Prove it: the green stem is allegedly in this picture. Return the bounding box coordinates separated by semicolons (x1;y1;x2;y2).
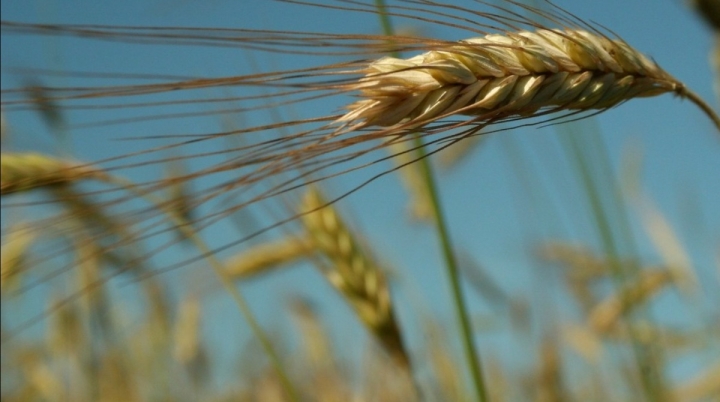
561;132;665;402
373;2;488;401
414;139;489;402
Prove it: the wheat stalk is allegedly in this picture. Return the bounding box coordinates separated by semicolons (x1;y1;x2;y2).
339;28;720;130
299;188;410;370
1;153;108;196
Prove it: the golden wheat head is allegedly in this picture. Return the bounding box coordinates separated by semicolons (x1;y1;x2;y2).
339;29;682;129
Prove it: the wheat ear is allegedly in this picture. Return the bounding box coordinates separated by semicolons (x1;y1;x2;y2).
339;29;720;130
1;153;108;196
1;224;35;291
299;188;410;369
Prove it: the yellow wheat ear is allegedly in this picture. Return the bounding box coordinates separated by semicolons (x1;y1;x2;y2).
1;153;108;196
299;187;411;370
339;28;719;131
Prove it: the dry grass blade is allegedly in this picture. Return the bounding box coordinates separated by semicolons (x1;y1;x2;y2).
224;236;315;280
1;153;108;196
299;188;410;370
1;224;35;291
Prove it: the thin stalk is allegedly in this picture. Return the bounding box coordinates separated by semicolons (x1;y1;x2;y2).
107;175;300;402
373;2;488;401
414;137;489;402
560;131;665;402
677;86;720;132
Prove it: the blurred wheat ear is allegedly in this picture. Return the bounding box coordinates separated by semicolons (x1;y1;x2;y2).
299;187;411;371
1;153;109;196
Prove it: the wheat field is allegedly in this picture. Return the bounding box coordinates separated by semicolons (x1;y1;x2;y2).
1;1;719;401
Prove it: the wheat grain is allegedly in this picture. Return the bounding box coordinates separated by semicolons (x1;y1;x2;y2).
1;153;108;196
339;29;684;129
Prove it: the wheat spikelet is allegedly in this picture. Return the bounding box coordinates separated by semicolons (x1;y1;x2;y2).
339;29;682;129
1;153;108;196
539;242;611;313
588;270;675;333
299;188;409;369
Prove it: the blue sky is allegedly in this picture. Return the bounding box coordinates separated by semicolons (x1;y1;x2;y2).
2;0;719;395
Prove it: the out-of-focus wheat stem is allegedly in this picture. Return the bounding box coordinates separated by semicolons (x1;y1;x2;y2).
373;2;488;401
